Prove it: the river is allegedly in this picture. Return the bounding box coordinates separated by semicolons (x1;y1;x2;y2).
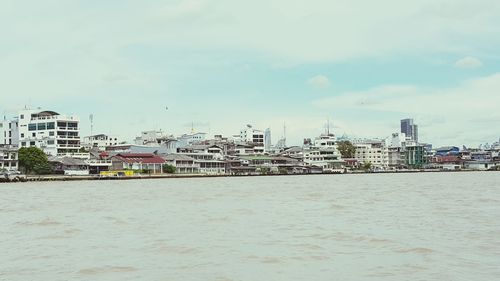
1;172;499;280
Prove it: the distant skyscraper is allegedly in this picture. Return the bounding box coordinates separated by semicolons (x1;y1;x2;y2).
400;118;418;143
264;128;272;152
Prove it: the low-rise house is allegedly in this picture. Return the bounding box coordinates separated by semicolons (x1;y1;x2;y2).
430;155;464;170
110;153;165;174
163;154;199;174
225;159;257;175
48;156;89;175
0;145;18;172
464;161;498;171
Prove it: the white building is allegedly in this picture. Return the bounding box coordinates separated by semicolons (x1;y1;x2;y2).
134;130;178;154
353;139;388;169
386;133;406;168
237;124;267;153
303;133;343;170
82;134;120;151
0;145;18;171
177;132;206;147
4;109;81;156
0;119;19;146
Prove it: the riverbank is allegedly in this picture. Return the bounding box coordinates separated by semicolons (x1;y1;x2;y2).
1;169;497;183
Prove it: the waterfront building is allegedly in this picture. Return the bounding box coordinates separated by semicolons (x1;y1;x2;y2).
303;133;343;171
106;144;172;155
13;109;81;156
238;155;301;174
82;134;120;151
178;153;226;175
177;132;207;147
405;144;425;168
237;124;267;153
463;161;498;171
0;119;19;146
163;154;199;174
174;144;226;175
353;139;388;169
110;153;165;174
400;118;418;143
134;130;178;154
0;145;18;171
430;155;463;170
48;156;89;175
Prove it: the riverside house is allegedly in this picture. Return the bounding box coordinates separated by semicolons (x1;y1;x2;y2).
110;153;165;174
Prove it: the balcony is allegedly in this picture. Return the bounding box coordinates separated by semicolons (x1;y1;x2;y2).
175;163;200;168
57;127;79;131
56;135;80;139
57;144;81;148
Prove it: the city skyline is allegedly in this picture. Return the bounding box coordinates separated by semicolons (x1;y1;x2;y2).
1;1;500;146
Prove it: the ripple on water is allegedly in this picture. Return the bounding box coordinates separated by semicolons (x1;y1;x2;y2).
15;218;62;227
396;247;434;254
78;266;137;275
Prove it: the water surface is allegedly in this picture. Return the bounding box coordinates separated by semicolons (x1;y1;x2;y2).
1;172;499;280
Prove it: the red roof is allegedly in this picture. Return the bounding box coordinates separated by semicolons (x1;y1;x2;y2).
113;153;165;164
433;155;463;163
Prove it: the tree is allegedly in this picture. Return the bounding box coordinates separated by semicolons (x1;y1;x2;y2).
163;164;176;174
362;162;372;171
278;167;288;175
337;140;356;158
18;147;52;175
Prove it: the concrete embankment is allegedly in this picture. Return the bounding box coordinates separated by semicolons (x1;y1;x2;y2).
0;169;493;183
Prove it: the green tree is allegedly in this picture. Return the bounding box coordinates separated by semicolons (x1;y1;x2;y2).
362;162;372;171
162;164;176;174
278;167;288;175
337;141;356;158
18;147;52;175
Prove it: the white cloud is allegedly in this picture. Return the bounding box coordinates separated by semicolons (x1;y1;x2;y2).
307;75;331;89
454;56;483;69
312;73;500;146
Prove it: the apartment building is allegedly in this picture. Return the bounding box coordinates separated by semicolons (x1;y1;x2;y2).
0;145;18;171
15;109;81;156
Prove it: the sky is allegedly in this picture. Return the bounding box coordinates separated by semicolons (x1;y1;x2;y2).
1;0;500;147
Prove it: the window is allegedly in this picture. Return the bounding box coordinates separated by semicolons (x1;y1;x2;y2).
47;122;55;129
30;141;35;146
37;123;46;130
20;114;24;119
21;142;26;147
47;140;55;145
20;133;24;138
49;131;54;136
28;124;37;131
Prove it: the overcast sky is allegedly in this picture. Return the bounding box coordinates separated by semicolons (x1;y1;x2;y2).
1;0;499;146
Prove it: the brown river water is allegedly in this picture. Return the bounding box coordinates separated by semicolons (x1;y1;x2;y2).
1;172;499;280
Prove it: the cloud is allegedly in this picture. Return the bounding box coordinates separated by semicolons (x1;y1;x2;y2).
454;56;483;69
307;75;331;89
312;73;500;146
